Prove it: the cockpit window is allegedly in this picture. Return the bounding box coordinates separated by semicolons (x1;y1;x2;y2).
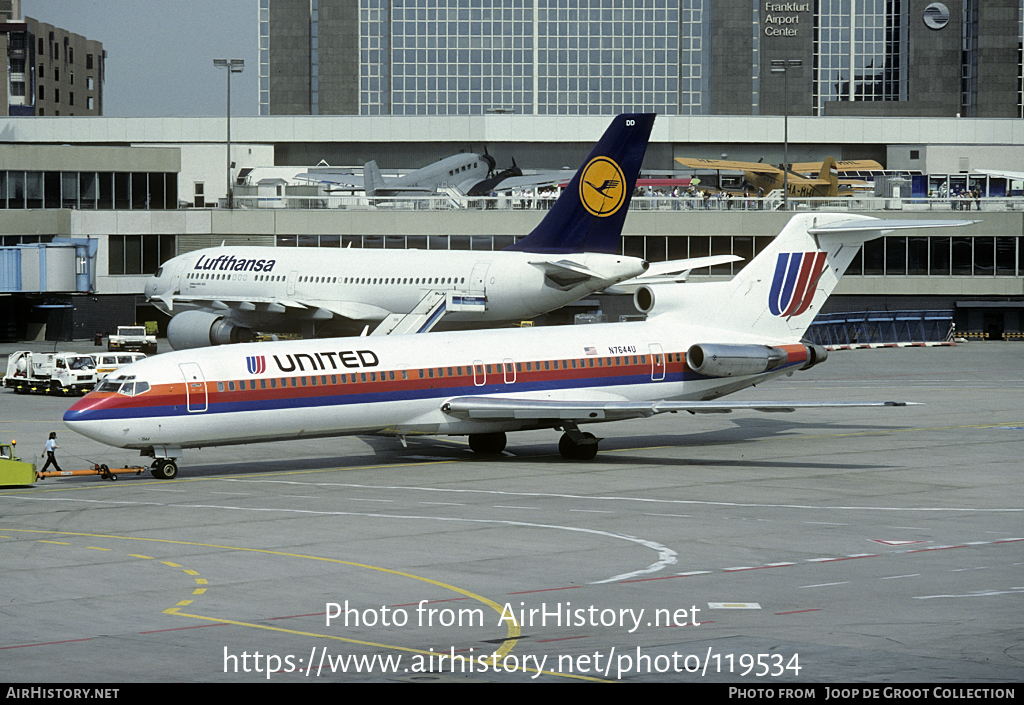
96;375;149;396
154;267;163;278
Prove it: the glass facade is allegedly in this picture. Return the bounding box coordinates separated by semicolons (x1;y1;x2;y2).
0;171;177;210
1019;0;1023;118
361;0;685;115
280;231;1024;279
812;0;906;115
267;0;1019;117
259;0;270;116
108;234;177;276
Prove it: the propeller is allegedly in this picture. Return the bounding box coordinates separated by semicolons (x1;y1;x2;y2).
482;150;497;178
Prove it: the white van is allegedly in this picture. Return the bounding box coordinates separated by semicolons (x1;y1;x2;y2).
91;352;147;380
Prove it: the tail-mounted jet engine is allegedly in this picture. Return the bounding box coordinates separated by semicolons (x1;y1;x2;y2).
685;343;828;378
167;311;253;350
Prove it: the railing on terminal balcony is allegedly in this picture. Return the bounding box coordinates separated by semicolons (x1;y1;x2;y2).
804;310;955;347
224;194;1024;213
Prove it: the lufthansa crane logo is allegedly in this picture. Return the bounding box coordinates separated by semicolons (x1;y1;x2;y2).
579;156;626;218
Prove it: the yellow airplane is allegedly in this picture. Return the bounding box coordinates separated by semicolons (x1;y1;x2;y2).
674;157;880;197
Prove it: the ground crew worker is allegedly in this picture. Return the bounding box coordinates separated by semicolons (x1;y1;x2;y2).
41;431;62;473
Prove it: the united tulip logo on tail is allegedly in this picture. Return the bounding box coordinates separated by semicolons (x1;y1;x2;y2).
769;252;827;317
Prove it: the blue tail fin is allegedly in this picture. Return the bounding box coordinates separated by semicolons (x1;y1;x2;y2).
504;113;656;254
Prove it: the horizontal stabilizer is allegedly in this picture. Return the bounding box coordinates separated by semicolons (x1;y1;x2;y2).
809;219;979;236
529;258;602;287
604;254;744;294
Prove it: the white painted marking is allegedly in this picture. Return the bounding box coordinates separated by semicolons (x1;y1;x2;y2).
880;574;920;580
914;587;1024;600
800;582;849;589
708;602;761;609
7;493;676;584
872;539;928;545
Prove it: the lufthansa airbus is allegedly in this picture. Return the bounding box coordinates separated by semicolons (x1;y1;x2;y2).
147;113;720;350
68;208;975;479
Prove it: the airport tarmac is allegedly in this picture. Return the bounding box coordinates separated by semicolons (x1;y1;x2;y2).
1;342;1021;683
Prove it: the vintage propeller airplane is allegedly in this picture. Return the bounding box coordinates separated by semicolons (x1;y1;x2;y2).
675;156;881;198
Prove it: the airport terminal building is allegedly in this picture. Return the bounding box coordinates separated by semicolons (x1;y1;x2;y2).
260;0;1023;119
0;1;1022;343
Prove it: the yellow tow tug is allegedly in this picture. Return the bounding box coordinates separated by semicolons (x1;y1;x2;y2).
0;440;37;486
0;440;143;486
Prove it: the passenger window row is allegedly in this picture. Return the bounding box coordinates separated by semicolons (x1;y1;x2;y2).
212;353;681;394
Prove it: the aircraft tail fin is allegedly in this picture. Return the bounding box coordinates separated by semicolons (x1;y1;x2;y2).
504;113;655;254
644;214;977;342
363;160;385;198
818;156;839;195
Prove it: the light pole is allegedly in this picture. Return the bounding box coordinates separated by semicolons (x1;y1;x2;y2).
770;59;801;211
214;58;245;209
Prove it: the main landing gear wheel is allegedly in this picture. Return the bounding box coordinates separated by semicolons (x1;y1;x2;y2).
558;432;599;461
150;459;178;480
468;432;507;455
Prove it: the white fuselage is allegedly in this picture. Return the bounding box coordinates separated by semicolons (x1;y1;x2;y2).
64;313;806;452
146;247;648;330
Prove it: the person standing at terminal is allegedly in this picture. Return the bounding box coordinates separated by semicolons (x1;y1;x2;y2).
40;431;62;473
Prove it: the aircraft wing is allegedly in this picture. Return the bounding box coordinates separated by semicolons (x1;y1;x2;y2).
294;170;365;189
675;157;779;173
441;396;916;422
790;159;883;173
489;171;574;192
975;168;1024;181
150;292;309;313
151;293;391;321
603;255;743;293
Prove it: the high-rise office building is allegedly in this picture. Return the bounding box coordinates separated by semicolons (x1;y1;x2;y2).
261;0;1023;118
0;0;105;116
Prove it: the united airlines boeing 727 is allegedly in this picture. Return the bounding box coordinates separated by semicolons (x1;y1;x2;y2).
67;213;975;479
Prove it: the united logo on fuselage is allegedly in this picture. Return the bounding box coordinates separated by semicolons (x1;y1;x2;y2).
579;156;626;218
247;355;266;375
769;252;827;317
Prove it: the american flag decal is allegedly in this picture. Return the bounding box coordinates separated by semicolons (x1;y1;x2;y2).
584;346;597;356
246;355;266;375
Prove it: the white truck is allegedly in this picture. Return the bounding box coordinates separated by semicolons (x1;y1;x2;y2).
107;325;158;355
2;351;98;395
